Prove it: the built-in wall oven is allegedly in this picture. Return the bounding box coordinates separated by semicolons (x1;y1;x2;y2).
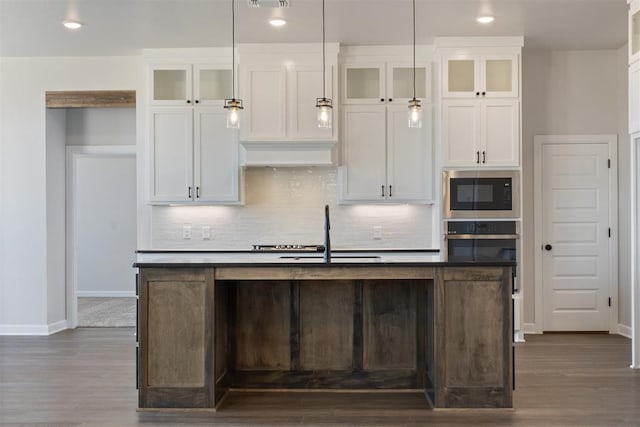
444;220;519;266
443;170;520;219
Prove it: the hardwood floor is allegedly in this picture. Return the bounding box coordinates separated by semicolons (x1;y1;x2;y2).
1;329;639;426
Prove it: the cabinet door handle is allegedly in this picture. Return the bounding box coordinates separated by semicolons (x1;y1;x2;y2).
188;186;192;198
380;98;385;103
186;100;191;104
476;151;480;164
381;185;385;197
195;100;200;104
482;91;486;96
482;151;486;164
476;92;480;96
388;98;393;103
196;187;200;198
389;185;393;197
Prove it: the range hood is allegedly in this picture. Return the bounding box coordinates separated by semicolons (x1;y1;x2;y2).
239;140;336;167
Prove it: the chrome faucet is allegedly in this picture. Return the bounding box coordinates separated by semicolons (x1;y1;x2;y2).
323;204;331;263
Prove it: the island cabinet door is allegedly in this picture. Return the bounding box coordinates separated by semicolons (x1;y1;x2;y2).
137;268;224;409
433;266;513;408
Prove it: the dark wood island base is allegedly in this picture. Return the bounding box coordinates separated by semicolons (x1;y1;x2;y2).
136;265;513;410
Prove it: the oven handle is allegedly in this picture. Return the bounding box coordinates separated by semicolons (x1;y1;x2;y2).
445;234;520;240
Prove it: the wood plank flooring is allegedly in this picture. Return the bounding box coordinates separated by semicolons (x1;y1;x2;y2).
1;329;639;426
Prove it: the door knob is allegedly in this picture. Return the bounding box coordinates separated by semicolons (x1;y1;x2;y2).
544;244;552;251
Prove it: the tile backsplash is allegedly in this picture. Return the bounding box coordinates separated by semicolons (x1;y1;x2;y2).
151;167;434;249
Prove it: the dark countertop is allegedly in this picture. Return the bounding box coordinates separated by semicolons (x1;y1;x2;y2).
134;250;516;268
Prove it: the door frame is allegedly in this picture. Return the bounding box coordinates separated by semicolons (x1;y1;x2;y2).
533;135;618;334
66;145;137;328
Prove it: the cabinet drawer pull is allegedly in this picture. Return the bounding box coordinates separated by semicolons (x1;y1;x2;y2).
381;185;385;197
188;186;192;198
482;151;486;164
389;185;393;197
196;187;200;198
476;151;480;164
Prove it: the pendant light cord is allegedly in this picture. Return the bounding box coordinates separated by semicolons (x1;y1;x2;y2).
412;0;416;100
232;0;236;100
322;0;326;99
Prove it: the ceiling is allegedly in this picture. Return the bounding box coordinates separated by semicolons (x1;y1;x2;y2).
0;0;628;57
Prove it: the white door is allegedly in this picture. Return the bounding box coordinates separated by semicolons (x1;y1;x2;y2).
386;105;431;202
481;100;519;167
339;105;386;201
541;142;611;331
442;100;480;167
194;108;239;203
149;108;193;203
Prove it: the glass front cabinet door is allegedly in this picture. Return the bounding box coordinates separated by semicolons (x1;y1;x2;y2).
442;54;518;98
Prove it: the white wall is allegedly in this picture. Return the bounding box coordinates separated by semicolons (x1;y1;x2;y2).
618;44;632;332
66;108;136;146
522;48;629;329
0;56;145;334
45;109;67;328
152;167;434;250
75;155;137;296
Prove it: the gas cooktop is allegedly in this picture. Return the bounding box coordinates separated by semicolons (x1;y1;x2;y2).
252;244;325;252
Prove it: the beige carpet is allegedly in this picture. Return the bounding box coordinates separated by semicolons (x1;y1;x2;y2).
77;297;136;327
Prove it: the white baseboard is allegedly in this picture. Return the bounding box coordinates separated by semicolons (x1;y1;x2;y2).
618;323;632;339
0;320;68;336
523;322;541;335
47;320;68;335
77;291;136;298
514;330;526;343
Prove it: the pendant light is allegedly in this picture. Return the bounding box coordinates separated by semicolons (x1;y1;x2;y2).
224;0;243;129
316;0;332;129
408;0;422;128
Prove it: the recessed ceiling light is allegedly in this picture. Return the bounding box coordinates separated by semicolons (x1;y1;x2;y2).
269;19;287;27
63;21;83;30
477;16;495;24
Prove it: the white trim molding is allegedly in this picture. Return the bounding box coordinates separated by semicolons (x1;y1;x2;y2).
0;320;68;336
523;323;541;335
619;324;632;339
66;145;137;329
77;291;137;298
533;135;619;334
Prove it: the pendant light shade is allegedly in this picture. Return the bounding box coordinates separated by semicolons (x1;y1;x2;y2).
408;98;422;128
316;0;332;129
408;0;422;128
224;0;244;129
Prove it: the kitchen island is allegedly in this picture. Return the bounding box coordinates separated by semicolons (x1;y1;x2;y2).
134;251;514;410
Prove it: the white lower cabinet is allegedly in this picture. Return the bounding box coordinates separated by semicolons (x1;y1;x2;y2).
442;99;519;167
149;107;240;204
339;105;432;203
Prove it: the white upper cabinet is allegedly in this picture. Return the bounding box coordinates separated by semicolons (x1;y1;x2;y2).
436;38;523;168
442;100;519;168
342;59;431;105
442;54;518;98
149;108;194;203
150;63;232;106
240;63;288;140
238;44;338;143
144;49;242;205
339;104;433;203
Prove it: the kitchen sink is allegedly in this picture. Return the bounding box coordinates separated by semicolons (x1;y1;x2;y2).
279;255;381;262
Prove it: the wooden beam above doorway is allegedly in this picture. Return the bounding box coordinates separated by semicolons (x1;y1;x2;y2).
45;90;136;108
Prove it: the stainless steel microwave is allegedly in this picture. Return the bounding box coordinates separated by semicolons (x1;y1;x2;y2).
443;170;520;219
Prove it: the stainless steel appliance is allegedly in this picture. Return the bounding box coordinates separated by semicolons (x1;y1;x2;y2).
443;170;520;219
444;220;519;264
252;244;324;252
